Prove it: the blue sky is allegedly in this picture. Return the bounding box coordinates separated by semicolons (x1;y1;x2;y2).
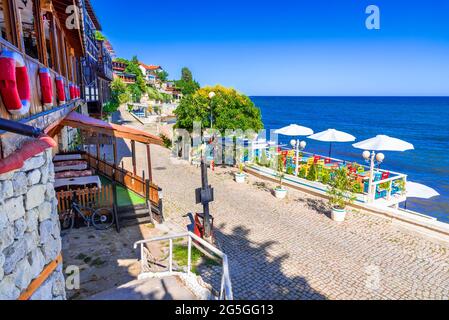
92;0;449;96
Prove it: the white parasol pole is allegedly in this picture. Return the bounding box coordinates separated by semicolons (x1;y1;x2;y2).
368;151;376;203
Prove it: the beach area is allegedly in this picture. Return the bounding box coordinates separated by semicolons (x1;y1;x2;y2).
112;107;449;300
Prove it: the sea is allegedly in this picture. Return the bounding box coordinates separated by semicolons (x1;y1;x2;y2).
250;96;449;223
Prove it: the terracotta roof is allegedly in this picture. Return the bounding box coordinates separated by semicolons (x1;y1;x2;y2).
139;63;162;71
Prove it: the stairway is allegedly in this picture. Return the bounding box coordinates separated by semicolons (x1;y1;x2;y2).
88;276;198;300
118;204;153;227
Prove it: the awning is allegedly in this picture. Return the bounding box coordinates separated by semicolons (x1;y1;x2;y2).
60;111;164;146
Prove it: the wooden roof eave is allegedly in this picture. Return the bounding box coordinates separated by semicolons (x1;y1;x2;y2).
52;0;85;57
60;113;164;146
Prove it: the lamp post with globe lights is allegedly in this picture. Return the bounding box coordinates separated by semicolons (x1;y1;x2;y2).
291;139;307;176
208;92;216;129
363;150;385;202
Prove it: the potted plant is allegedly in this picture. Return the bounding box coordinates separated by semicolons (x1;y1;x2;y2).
274;156;287;199
235;163;247;183
326;167;356;222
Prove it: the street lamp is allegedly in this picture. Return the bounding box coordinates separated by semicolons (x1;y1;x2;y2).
291;139;307;176
363;150;385;202
208;92;216;129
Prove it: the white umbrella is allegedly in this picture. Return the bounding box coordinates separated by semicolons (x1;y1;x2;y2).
352;135;414;152
308;129;356;158
274;124;314;136
274;124;314;177
353;135;414;203
406;181;439;199
404;181;439;210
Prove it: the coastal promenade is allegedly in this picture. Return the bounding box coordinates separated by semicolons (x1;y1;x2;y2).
114;109;449;300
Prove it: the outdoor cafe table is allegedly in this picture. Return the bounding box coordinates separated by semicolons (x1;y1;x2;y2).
53;154;83;162
54;176;102;189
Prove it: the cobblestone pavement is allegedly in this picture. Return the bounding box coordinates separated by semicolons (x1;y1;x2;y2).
115;110;449;300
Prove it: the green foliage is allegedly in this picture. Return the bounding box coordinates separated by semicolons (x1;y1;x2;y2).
276;155;285;189
298;166;307;179
113;57;129;64
125;56;146;96
286;166;294;175
95;31;107;41
326;168;356;210
321;169;331;185
174;85;264;133
147;86;163;101
307;164;318;181
352;182;363;194
159;134;172;149
156;70;169;82
176;67;200;95
181;67;193;82
105;78;131;116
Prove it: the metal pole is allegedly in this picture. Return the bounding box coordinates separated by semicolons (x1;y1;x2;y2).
368;151;376;203
131;140;137;176
201;157;212;238
295;139;300;176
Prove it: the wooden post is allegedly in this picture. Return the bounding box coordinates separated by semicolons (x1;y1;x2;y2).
113;137;118;181
112;179;120;233
145;179;154;225
146;144;153;183
131;140;137;176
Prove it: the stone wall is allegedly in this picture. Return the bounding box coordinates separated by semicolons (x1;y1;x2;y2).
0;147;65;300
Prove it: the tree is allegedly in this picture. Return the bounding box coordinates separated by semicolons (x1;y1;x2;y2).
181;67;193;82
174;85;264;133
125;56;146;94
108;77;131;113
176;67;200;95
156;70;169;82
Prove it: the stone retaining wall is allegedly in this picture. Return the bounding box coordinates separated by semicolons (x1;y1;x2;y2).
0;147;65;300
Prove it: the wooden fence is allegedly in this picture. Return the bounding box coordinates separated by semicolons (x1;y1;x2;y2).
56;185;114;214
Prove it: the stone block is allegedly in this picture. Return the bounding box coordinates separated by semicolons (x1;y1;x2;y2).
29;249;46;279
0;171;15;181
21;154;45;172
0;180;13;201
24;231;40;253
39;220;55;245
30;277;53;300
27;169;42;186
4;196;25;223
25;185;46;210
25;208;39;233
0;274;20;300
41;237;61;265
51;271;66;298
12;172;28;196
13;258;32;291
14;218;27;239
38;201;52;222
0;226;14;252
45;183;56;201
3;240;27;274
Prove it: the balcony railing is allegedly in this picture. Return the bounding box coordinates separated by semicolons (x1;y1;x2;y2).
134;232;233;300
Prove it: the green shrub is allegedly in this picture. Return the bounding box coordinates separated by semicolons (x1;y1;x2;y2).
306;164;318;181
160;134;172;149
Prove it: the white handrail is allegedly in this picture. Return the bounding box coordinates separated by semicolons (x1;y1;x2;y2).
134;232;233;300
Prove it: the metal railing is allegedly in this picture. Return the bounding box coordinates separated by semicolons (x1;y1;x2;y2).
133;232;233;300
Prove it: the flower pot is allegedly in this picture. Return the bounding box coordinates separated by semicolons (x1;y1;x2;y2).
331;207;347;222
235;173;246;184
274;187;287;199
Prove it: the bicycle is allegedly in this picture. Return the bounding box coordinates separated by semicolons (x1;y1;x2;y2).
61;193;114;231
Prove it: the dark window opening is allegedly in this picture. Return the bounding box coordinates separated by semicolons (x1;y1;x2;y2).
18;0;39;59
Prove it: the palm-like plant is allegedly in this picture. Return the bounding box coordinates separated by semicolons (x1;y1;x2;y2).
326;167;356;210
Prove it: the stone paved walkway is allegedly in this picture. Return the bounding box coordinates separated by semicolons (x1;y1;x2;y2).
114;108;449;300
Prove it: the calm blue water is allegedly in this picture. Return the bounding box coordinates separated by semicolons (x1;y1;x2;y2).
251;97;449;222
